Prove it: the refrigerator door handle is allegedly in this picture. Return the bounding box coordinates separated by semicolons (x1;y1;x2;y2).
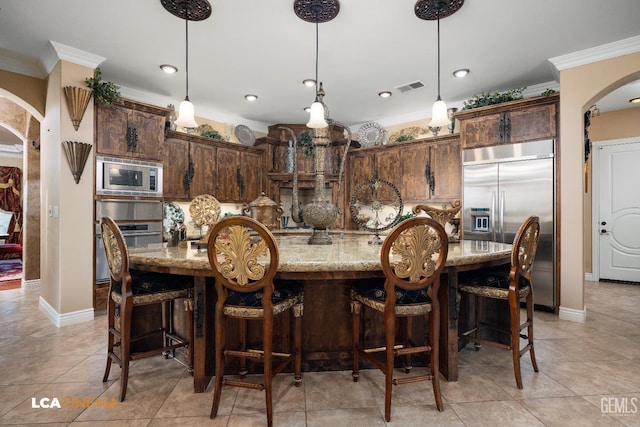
499;190;506;243
491;191;497;241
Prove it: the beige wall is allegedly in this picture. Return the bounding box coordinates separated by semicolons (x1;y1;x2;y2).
583;107;640;272
559;51;640;316
0;70;46;118
0;156;22;168
40;60;95;316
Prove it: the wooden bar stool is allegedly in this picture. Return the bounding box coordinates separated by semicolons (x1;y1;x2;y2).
100;216;194;401
351;217;448;421
458;215;540;389
207;216;303;427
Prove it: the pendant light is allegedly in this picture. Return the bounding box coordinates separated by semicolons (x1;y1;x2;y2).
415;0;464;128
306;13;328;128
294;0;340;129
161;0;212;129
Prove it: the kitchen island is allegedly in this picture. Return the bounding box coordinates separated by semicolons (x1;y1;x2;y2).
128;233;512;392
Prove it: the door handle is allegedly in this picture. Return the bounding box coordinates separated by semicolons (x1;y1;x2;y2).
600;229;609;235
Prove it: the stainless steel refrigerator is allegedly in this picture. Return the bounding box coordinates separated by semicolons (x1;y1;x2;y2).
462;139;556;311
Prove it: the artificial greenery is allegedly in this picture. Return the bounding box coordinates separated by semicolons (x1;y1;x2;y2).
541;88;557;97
462;87;526;110
85;67;122;107
201;129;223;140
395;135;415;143
397;211;416;222
297;131;313;157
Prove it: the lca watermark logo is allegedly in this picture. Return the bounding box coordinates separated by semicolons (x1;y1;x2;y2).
31;397;119;409
601;397;638;416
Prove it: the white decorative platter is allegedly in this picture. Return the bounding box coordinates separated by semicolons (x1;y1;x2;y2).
357;122;383;147
235;124;256;146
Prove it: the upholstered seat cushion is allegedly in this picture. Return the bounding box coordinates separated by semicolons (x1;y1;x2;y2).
351;280;433;316
458;266;531;299
352;280;431;305
111;270;192;305
226;280;303;307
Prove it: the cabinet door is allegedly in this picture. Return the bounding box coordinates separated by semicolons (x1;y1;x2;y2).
130;109;165;160
96;104;165;160
401;144;430;201
162;139;190;200
95;103;128;156
375;149;401;189
459;113;502;149
241;151;263;202
190;143;217;197
507;103;557;144
348;152;375;189
216;147;241;201
430;140;461;200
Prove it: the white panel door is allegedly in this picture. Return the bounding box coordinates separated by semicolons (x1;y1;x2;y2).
598;142;640;282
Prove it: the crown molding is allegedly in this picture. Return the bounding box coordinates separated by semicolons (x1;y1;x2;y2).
39;41;105;75
548;35;640;80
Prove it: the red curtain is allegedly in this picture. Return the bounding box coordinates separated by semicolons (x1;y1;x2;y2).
0;167;22;243
0;167;21;213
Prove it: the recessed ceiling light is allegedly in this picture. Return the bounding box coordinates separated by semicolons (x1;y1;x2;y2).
244;94;258;101
378;91;392;98
630;97;640;104
303;79;316;87
453;68;469;78
160;64;178;74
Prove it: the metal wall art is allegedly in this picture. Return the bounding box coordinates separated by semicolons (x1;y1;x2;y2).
63;86;92;131
61;141;93;184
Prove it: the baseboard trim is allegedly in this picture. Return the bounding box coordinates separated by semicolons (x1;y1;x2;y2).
22;278;40;288
39;297;94;328
559;305;587;323
584;272;594;282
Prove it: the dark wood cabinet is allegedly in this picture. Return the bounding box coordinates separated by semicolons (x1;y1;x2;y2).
429;137;461;200
95;100;168;161
216;148;263;202
163;131;264;203
457;94;559;149
162;138;191;199
348;134;461;208
190;143;217;198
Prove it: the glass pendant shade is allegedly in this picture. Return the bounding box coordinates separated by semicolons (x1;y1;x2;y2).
306;100;328;128
175;98;198;129
429;97;450;128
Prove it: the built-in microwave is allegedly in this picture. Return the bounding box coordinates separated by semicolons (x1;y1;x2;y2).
96;155;163;197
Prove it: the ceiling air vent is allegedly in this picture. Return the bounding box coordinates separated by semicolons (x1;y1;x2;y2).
395;81;425;93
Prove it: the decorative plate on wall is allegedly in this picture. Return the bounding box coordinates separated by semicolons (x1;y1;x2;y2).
234;124;256;146
357;122;383;147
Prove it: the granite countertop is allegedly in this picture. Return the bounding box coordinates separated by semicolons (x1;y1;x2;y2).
128;233;512;274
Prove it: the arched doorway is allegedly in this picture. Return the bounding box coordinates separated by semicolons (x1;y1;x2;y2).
557;51;640;321
0;95;41;282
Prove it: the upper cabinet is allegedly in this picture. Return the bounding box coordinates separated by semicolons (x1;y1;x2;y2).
162;130;264;203
456;94;559;149
95;100;169;161
347;134;461;206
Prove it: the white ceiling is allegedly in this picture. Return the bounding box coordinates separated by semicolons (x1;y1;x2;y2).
0;0;639;146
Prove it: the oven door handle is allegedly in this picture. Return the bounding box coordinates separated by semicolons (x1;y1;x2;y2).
97;199;162;204
120;232;163;238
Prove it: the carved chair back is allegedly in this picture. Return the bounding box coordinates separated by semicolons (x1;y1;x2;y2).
207;216;279;302
100;216;131;287
511;215;540;287
381;216;448;302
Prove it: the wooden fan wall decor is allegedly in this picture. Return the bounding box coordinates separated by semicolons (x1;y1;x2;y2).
63;86;92;131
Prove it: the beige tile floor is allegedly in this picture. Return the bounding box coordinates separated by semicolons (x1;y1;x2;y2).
1;281;639;426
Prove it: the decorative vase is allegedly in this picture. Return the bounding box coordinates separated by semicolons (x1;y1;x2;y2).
447;107;458;134
285;140;295;173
